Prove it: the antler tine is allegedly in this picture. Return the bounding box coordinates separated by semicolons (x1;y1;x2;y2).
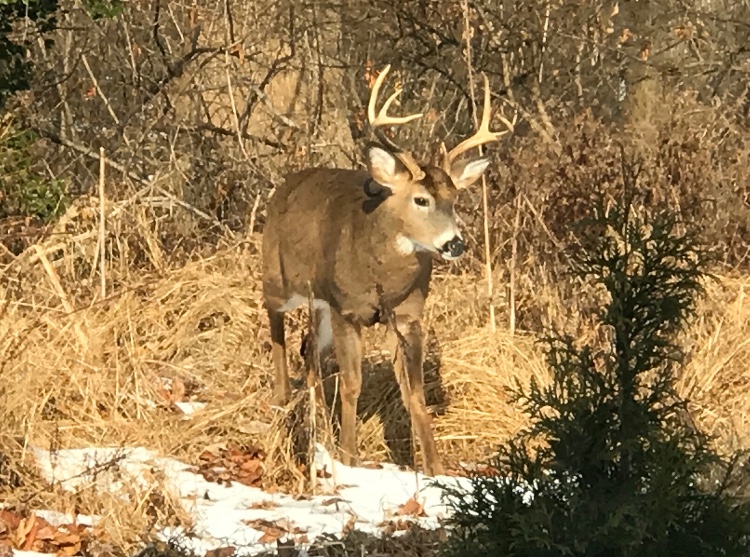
367;64;424;128
444;73;513;169
366;64;425;180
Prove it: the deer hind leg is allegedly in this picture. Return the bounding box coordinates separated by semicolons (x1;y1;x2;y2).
301;304;334;404
388;318;444;476
268;307;292;406
330;310;363;466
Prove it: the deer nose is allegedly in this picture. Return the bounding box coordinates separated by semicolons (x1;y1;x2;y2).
440;235;465;260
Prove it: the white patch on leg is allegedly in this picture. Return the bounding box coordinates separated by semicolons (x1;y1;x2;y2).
279;294;306;312
395;234;415;255
316;301;333;351
280;294;333;351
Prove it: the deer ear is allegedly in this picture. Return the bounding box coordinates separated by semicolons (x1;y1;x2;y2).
366;144;411;191
449;157;491;190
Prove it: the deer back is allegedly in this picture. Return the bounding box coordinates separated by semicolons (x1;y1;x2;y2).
262;158;457;323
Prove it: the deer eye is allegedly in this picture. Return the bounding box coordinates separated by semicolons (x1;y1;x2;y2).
414;196;430;208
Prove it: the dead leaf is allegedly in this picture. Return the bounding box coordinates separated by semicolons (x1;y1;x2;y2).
258;529;284;544
52;531;83;545
0;510;21;531
341;514;357;535
188;6;199;27
396;496;426;517
320;497;347;507
204;546;236;557
196;444;265;488
380;519;414;534
239;457;259;470
58;541;82;556
315;466;333;479
16;515;36;550
228;43;245;64
244;518;277;530
640;41;652;61
0;509;97;556
247;500;277;510
35;525;57;541
360;461;383;469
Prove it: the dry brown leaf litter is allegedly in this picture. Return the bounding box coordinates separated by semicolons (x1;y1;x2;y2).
0;510;98;556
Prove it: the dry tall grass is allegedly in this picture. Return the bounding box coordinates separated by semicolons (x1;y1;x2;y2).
1;180;749;551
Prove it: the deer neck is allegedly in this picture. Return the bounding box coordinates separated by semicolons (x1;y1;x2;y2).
357;190;429;296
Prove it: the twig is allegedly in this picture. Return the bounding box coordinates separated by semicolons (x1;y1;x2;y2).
309;386;318;494
531;80;558;149
237;7;297;135
537;3;552;85
121;20;140;87
249;84;301;130
223;1;251;162
98;148;107;299
32;246;89;353
187;123;285;150
574;35;585;104
498;51;557;150
523;195;565;250
461;0;496;333
114;41;233;137
81;55;126;143
306;281;319;494
509;192;521;336
247;191;262;236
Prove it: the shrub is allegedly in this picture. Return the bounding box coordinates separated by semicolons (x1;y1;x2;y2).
438;151;750;557
0;125;68;222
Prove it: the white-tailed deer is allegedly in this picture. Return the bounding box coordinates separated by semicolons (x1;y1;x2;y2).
261;65;513;476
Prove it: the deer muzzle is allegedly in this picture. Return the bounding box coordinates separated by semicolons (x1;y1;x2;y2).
439;235;465;260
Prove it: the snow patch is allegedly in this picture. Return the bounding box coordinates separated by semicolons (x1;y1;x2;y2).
24;443;474;556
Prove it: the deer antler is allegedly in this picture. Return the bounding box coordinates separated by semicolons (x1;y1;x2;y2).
442;73;515;173
367;64;426;181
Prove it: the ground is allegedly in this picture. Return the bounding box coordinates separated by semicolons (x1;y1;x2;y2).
5;443;470;557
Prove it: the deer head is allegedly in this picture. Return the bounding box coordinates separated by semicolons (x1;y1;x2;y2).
364;64;513;260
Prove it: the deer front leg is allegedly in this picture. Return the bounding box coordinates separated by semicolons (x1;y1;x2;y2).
330;310;363;466
267;307;292;406
388;318;444;476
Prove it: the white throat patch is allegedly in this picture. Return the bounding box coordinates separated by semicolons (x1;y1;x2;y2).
394;234;415;255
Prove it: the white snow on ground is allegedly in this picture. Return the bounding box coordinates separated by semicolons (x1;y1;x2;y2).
12;443;474;557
